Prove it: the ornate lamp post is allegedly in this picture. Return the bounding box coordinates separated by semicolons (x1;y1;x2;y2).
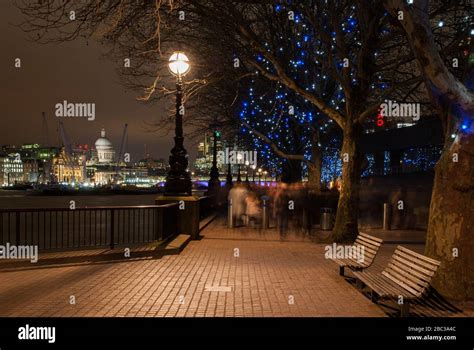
226;163;233;187
208;124;220;193
236;153;243;183
164;51;192;196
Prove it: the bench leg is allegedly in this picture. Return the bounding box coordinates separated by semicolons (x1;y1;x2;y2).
400;302;410;317
356;279;364;290
339;265;345;276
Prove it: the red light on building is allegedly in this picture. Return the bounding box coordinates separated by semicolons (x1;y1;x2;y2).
376;108;384;127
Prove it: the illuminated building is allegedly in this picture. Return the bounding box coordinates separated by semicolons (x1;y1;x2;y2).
0;153;24;186
95;128;116;164
52;148;85;183
194;132;226;176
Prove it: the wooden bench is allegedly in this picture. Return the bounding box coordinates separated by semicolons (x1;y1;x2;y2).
353;245;441;317
331;232;383;276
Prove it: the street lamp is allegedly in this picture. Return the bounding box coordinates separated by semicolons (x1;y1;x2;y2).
263;170;268;185
251;164;256;182
207;123;220;194
168;51;190;76
164;51;192;196
257;168;262;184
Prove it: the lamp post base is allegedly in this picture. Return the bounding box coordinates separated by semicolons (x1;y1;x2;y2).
207;178;220;191
164;174;192;196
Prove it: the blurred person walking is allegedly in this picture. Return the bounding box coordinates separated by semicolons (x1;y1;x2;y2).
228;183;248;227
274;183;289;240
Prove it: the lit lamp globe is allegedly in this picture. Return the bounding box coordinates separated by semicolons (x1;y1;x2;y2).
168;51;190;77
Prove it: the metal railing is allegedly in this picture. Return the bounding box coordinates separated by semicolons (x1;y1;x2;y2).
0;203;179;251
198;195;215;220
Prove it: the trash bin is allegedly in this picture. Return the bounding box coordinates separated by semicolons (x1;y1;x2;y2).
320;207;333;230
228;198;234;228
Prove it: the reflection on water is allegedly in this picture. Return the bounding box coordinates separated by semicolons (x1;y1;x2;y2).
0;191;158;209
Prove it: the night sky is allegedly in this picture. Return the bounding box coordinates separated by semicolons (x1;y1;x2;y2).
0;1;199;162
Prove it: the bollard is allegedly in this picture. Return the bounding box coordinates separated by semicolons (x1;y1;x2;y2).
383;203;391;230
261;195;270;229
228;198;234;228
320;207;333;230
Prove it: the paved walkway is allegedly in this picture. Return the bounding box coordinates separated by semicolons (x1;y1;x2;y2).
0;218;470;317
0;218;386;317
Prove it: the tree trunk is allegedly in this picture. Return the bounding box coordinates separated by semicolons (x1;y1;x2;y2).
281;159;302;183
331;126;362;243
307;130;322;193
307;160;321;192
425;132;474;300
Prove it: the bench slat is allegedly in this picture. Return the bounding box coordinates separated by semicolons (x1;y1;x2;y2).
354;244;378;259
392;252;436;276
330;233;383;272
384;266;429;294
397;245;441;266
357;234;382;248
354;240;379;254
359;232;383;244
354;271;416;298
395;249;439;271
389;256;435;282
355;238;381;252
387;261;433;284
354;241;377;255
382;271;423;297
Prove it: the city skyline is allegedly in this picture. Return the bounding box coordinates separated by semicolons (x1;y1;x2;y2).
0;0;472;342
0;1;201;163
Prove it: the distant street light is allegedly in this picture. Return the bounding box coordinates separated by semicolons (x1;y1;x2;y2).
236;153;243;182
164;51;192;195
245;160;250;183
251;164;256;182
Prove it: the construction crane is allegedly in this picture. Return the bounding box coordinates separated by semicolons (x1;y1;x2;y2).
58;121;79;183
58;121;73;157
115;123;129;182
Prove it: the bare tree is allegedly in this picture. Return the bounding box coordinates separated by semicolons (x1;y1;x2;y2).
385;0;474;300
16;0;467;245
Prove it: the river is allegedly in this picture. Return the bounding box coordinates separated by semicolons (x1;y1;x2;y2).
0;190;159;209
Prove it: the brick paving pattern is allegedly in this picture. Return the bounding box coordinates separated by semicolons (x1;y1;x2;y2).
0;217;470;317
